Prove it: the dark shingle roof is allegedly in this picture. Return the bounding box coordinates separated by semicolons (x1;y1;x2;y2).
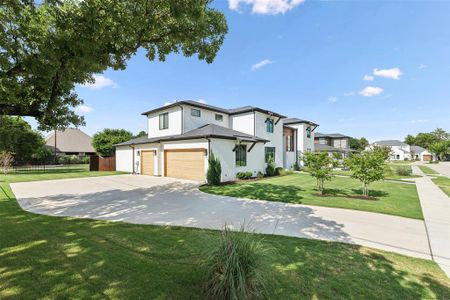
373;140;407;147
114;124;268;147
315;132;351;139
282;118;319;127
141;100;286;118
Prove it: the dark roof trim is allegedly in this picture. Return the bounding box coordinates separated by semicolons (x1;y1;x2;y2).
283;119;319;127
141;100;286;118
141;101;229;116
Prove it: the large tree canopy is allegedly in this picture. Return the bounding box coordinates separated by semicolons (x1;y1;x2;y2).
0;0;227;130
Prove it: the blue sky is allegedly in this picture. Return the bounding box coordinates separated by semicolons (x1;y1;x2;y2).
31;0;450;142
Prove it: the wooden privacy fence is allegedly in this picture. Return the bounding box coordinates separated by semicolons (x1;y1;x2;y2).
90;156;116;171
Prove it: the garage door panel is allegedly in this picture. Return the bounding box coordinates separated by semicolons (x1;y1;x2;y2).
141;151;154;175
165;149;205;181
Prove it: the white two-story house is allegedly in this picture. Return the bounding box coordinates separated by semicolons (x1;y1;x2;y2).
366;140;435;161
115;100;318;182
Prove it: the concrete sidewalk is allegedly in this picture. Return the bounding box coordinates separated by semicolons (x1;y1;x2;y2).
412;165;450;277
10;175;431;261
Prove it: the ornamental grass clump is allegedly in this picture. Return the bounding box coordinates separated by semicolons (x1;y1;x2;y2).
204;226;270;300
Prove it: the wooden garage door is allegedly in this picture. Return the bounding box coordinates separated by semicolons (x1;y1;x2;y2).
165;149;205;181
141;151;155;175
423;155;432;162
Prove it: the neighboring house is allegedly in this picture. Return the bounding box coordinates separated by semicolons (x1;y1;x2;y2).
115;100;318;182
366;140;435;161
45;128;96;156
314;132;354;157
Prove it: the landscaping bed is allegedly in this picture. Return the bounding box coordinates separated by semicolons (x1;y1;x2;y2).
201;173;423;219
0;174;449;299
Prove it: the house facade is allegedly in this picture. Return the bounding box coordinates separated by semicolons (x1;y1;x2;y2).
115;100;318;182
314;133;354;157
366;140;434;161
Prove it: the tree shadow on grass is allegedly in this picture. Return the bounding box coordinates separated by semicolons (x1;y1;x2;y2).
267;238;450;299
351;188;389;198
219;183;304;204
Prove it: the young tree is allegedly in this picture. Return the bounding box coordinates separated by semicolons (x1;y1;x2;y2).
134;131;147;138
349;137;369;151
206;151;222;185
429;141;450;161
0;151;14;175
345;151;385;197
1;1;227;130
92;129;133;157
404;134;417;159
303;152;334;195
372;145;392;161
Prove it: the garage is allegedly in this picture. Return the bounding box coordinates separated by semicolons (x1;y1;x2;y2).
423;154;432;162
164;149;205;181
141;150;155;175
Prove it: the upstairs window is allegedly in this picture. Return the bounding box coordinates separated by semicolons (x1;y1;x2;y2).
191;108;201;117
306;127;311;138
159;113;169;130
235;145;247;167
265;147;275;163
266;119;274;133
215;114;223;121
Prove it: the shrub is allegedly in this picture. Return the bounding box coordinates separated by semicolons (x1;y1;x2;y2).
204;226;270;300
82;156;90;164
69;155;81;164
256;171;264;179
236;171;253;180
275;167;284;175
207;152;222;185
292;162;300;171
265;156;277;177
278;168;294;176
394;166;412;176
57;154;71;164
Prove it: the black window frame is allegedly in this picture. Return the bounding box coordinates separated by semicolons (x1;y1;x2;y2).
266;119;274;133
265;147;276;163
306;127;311;138
159;113;169;130
215;114;223;121
191;108;201;117
235;145;247;167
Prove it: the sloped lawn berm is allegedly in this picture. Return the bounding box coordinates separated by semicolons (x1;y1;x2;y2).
200;173;423;220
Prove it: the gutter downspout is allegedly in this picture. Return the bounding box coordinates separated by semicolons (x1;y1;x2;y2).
295;128;299;166
130;145;135;174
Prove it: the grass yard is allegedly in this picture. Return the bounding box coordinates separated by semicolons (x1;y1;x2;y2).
331;164;420;181
431;176;450;197
0;174;449;299
201;173;423;219
419;165;440;175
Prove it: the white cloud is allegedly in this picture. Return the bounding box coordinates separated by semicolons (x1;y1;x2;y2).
373;67;402;80
359;86;384;97
328;96;337;103
411;119;428;124
251;59;274;71
363;75;374;81
81;75;118;90
418;64;427;69
195;99;207;104
229;0;304;15
344;91;355;96
75;104;93;113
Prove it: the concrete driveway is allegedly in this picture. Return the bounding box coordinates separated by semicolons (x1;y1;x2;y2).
11;174;431;261
426;161;450;177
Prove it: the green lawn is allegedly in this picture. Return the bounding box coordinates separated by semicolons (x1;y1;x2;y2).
201;173;423;219
432;176;450;197
0;174;449;299
419;165;439;175
1;169;125;183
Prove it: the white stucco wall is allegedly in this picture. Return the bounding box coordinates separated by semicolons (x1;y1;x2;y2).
210;138;265;182
253;112;284;167
183;105;229;132
116;146;134;173
147;106;182;138
284;123;316;154
230;112;255;136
